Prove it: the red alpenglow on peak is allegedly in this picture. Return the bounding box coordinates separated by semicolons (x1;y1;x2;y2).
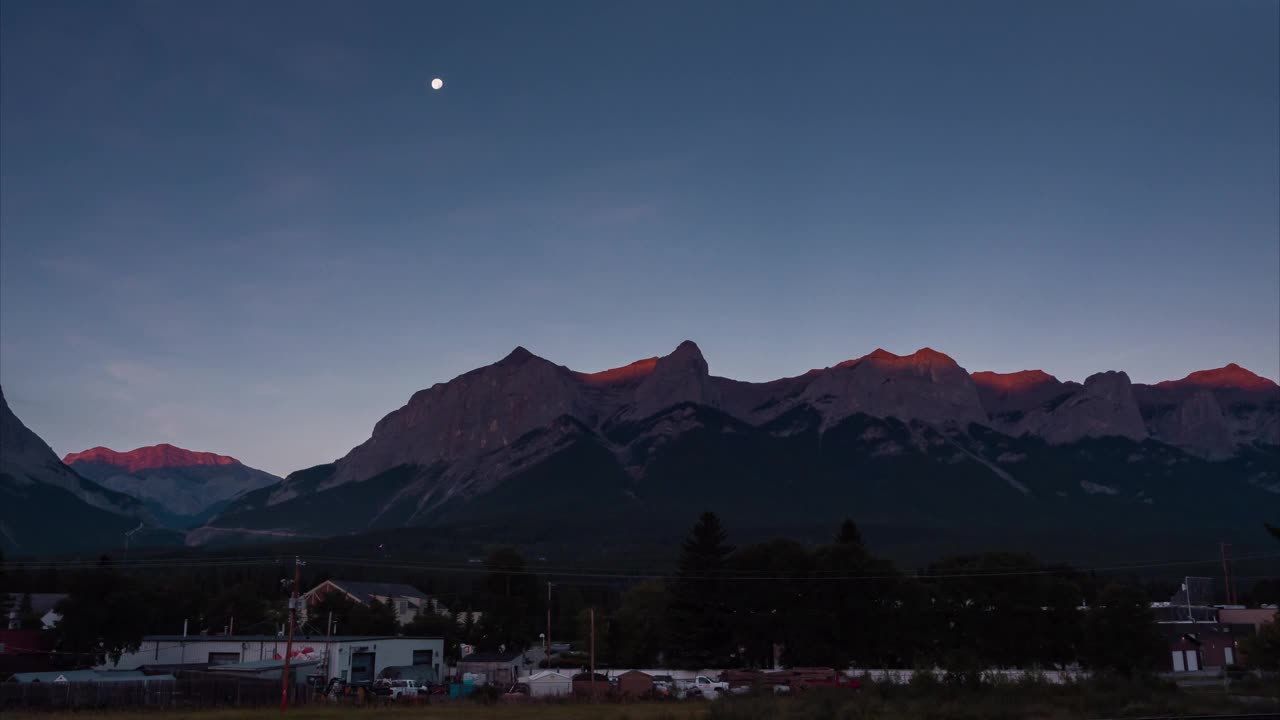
971;369;1060;393
1156;364;1278;392
831;347;961;371
63;443;239;472
575;357;660;386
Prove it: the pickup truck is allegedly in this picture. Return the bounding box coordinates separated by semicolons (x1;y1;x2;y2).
375;679;425;699
678;675;730;699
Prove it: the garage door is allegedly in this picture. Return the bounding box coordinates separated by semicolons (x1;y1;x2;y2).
350;652;376;684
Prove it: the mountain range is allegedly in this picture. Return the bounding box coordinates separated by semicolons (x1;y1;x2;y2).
187;342;1279;556
2;343;1276;558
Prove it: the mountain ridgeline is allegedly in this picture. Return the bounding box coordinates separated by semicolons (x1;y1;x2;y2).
0;387;177;554
193;342;1280;556
64;444;280;528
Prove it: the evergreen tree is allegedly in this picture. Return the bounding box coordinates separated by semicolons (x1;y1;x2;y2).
18;591;42;630
835;518;865;551
1081;583;1165;678
477;547;538;652
1241;616;1280;671
666;511;735;668
612;582;668;667
54;556;150;666
348;599;398;635
0;549;11;626
204;582;270;635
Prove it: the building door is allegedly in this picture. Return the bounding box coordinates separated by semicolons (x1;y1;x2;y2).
350;652;376;685
1171;651;1185;672
1224;647;1235;665
1185;651;1199;672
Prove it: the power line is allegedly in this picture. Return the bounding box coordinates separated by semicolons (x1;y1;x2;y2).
5;551;1277;583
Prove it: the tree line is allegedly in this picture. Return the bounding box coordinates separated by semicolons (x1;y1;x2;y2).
2;514;1278;673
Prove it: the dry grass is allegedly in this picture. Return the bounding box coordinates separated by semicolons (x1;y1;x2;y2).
2;703;710;720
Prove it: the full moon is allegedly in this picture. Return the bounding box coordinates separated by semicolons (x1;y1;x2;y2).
431;78;444;90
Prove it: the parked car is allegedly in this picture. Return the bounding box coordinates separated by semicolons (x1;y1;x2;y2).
651;675;676;697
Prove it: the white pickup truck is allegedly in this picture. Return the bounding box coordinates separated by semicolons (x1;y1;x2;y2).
677;675;729;699
376;679;424;699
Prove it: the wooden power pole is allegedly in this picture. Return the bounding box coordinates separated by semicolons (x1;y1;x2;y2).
280;557;304;711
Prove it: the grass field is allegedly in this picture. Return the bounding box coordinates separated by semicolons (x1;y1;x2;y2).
4;681;1278;720
1;705;708;720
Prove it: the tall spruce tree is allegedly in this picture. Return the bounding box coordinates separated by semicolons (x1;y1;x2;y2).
835;518;865;550
0;549;11;627
666;511;736;668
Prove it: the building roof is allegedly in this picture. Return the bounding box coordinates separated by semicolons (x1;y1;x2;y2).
527;670;572;680
315;581;429;605
141;635;441;642
9;670;174;683
460;651;524;663
7;593;68;615
210;659;320;672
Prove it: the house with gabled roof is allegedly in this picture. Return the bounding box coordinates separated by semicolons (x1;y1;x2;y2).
302;580;440;626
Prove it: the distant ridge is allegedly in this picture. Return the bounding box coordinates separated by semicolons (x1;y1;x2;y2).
64;444;239;473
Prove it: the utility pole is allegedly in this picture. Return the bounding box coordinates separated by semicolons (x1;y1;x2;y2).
545;582;553;660
280;557;304;712
322;610;333;682
1183;576;1193;625
1220;542;1236;605
589;607;596;701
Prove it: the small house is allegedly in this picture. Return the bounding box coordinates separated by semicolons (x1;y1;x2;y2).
616;669;654;697
525;670;572;697
571;671;610;698
302;581;440;626
456;651;527;686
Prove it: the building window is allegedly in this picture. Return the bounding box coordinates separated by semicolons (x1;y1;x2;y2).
413;650;433;666
208;652;241;666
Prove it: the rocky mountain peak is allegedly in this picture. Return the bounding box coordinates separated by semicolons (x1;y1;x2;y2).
971;369;1059;394
498;346;536;365
629;341;719;419
575;357;660;386
861;348;900;362
1083;370;1135;393
64;444;240;473
1156;364;1278;392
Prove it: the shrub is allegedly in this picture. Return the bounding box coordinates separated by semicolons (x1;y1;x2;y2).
468;684;503;705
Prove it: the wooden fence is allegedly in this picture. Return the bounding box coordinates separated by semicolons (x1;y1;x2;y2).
0;672;311;711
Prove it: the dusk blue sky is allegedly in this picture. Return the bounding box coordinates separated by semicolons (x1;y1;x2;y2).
2;0;1277;476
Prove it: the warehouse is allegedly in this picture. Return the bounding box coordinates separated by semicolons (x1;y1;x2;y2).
98;635;444;685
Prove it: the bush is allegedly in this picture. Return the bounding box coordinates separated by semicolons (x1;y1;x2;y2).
468;684;503;705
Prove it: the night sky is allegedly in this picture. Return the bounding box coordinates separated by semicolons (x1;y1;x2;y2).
2;0;1277;476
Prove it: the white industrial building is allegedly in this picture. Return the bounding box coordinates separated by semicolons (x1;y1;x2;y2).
98;635;444;685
